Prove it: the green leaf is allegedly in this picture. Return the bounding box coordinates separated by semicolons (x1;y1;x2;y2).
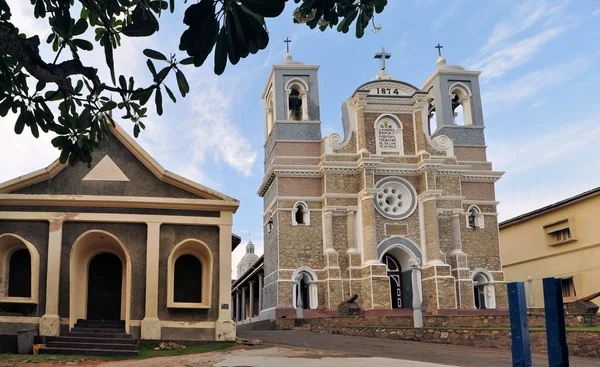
36;80;46;92
59;145;71;164
134;123;140;138
30;115;39;138
103;33;115;85
175;70;190;97
165;85;176;103
179;57;194;65
238;0;285;18
14;109;26;134
100;100;117;112
143;49;167;61
147;59;157;76
72;18;88;36
73;39;93;51
119;75;127;90
214;27;228;75
122;19;158;37
156;66;171;82
155;87;163;116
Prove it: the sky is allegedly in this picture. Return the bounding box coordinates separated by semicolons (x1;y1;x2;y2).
2;0;600;278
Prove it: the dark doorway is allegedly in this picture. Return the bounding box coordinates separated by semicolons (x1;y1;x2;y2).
8;249;31;297
383;253;403;308
87;253;122;321
174;255;202;303
299;276;310;309
474;286;486;309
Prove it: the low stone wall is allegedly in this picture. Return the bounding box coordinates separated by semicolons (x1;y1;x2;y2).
328;326;600;359
276;313;600;332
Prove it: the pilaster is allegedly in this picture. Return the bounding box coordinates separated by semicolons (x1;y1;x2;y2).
40;220;63;336
141;222;161;340
360;190;379;265
216;214;235;341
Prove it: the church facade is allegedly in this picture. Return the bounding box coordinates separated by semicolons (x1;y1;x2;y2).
257;51;508;320
0;125;239;341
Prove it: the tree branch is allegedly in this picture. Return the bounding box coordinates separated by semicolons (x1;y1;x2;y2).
0;29;98;91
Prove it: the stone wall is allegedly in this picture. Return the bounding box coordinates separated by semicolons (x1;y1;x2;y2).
327;326;600;359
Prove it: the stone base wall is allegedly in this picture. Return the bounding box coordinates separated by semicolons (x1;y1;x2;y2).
282;313;600;331
328;326;600;359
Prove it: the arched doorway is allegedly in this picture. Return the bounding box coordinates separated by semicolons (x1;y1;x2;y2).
292;267;318;310
383;253;403;308
473;270;496;309
87;253;122;321
377;237;423;310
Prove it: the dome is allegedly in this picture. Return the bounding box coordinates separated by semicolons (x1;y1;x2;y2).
283;52;303;65
237;240;259;278
436;56;465;71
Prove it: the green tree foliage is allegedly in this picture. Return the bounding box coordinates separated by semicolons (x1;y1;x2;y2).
0;0;387;166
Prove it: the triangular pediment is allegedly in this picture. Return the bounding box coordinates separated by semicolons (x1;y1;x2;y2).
0;125;235;202
82;155;129;182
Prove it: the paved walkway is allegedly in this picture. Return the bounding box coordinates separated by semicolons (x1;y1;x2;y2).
239;330;600;367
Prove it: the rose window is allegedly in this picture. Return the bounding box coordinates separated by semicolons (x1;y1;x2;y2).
374;178;416;220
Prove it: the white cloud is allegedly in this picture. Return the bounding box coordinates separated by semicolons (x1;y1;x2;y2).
469;0;573;80
593;8;600;16
472;26;567;80
482;58;589;108
488;116;600;175
430;1;462;31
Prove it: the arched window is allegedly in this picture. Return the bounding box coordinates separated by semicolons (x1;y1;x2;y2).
466;205;485;229
174;255;202;303
285;79;309;121
473;271;496;309
8;249;31;298
289;88;302;121
292;202;310;226
0;234;40;303
167;239;213;309
449;83;473;126
428;98;437;134
266;93;274;137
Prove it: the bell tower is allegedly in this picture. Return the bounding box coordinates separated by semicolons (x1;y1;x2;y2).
421;52;486;147
261;51;322;169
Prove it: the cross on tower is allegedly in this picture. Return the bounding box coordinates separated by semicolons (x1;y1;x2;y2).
284;37;292;53
435;43;443;57
374;47;391;71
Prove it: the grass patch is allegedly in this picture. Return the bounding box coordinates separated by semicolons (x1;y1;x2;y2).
0;343;235;364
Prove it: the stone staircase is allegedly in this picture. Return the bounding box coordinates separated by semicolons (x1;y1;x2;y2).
39;320;138;356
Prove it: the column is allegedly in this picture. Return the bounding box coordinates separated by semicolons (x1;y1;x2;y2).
410;258;423;328
360;191;379;264
40;220;63;336
241;286;247;320
450;213;463;254
346;209;356;251
421;196;443;265
216;217;236;341
141;222;162;340
235;291;241;322
323;209;334;252
258;274;264;314
231;293;236;321
249;281;255;319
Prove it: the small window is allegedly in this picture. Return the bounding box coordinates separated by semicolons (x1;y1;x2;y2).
466;206;485;229
292;202;310;226
174;255;202;303
561;277;576;298
449;83;473;126
544;219;575;246
554;228;571;243
8;249;31;298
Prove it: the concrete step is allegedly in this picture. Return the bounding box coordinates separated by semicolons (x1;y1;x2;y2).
69;328;126;334
39;347;137;357
46;342;136;351
45;336;135;344
62;331;130;338
75;323;125;329
77;319;125;325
